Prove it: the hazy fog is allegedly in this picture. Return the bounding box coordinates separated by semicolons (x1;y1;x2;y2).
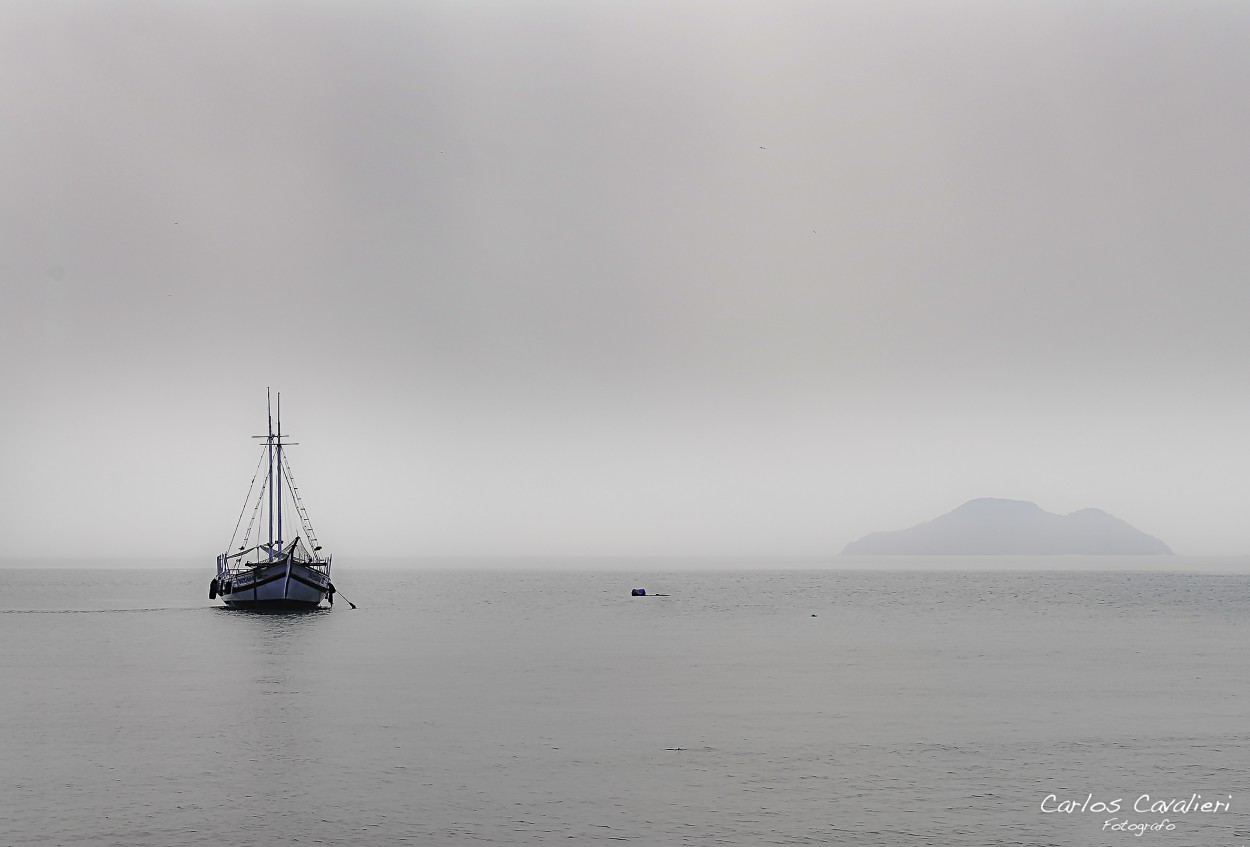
2;1;1248;558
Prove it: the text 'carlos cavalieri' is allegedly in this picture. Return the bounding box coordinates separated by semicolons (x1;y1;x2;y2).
1040;793;1233;836
1041;794;1232;815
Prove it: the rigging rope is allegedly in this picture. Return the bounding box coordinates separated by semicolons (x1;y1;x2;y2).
240;470;270;555
227;447;270;553
279;451;321;555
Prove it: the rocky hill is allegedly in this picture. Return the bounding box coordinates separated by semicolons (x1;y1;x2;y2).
843;498;1173;555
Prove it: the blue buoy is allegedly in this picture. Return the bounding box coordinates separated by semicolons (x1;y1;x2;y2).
631;588;646;596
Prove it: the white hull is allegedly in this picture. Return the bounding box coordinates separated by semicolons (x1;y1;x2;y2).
219;560;330;609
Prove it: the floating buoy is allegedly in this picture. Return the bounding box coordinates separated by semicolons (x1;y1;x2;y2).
209;578;218;600
631;588;646;596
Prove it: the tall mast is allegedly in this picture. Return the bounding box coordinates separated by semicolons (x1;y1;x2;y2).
276;392;283;554
267;388;274;562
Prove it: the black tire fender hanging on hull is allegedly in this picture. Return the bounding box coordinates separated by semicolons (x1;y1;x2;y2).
209;578;219;600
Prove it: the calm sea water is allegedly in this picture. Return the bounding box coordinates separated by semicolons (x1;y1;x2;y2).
1;564;1248;847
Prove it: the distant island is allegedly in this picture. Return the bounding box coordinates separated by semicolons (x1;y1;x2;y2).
843;498;1173;555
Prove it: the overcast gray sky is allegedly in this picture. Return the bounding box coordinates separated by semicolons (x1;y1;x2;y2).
2;0;1248;559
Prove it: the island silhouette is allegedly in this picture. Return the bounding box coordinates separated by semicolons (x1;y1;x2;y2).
843;498;1173;555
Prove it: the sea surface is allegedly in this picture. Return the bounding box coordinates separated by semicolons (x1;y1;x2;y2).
1;563;1248;847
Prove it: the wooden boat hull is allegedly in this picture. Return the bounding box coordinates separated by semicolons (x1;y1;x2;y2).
219;560;330;610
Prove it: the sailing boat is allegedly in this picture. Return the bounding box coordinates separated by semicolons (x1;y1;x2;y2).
210;390;335;610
